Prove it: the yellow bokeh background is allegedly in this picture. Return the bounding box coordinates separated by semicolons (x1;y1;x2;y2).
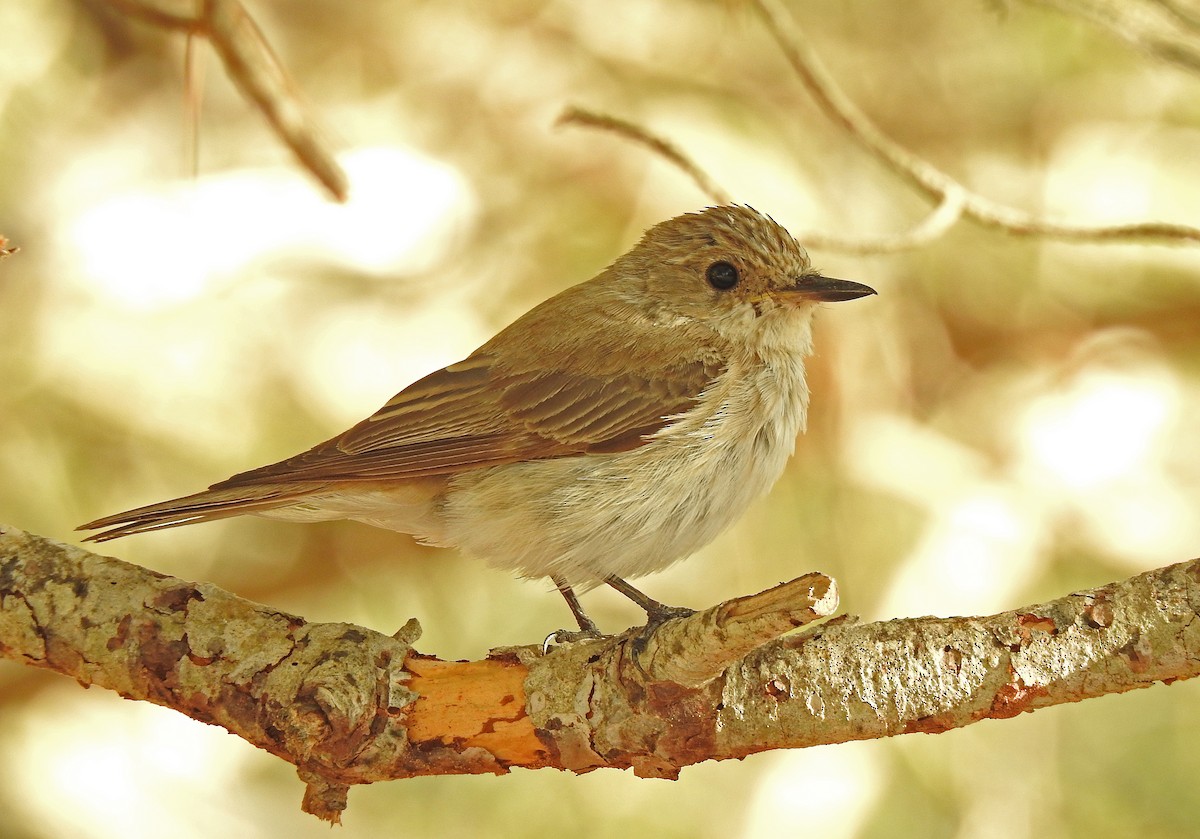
3;1;1200;837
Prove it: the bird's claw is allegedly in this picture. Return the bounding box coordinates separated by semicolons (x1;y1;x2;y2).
542;627;605;653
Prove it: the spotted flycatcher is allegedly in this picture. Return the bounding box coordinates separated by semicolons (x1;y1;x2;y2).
81;205;875;632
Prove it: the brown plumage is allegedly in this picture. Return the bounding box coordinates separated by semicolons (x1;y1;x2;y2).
79;205;874;631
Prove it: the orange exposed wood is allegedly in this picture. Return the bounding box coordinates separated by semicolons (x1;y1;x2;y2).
404;655;549;766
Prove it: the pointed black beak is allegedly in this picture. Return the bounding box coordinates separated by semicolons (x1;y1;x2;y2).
789;274;877;302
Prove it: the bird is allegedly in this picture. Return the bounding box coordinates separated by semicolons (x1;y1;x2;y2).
79;205;875;634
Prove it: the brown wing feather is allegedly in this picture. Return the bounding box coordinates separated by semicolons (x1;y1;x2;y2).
211;352;722;488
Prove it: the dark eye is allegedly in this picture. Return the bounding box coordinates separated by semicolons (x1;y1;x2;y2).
706;261;739;290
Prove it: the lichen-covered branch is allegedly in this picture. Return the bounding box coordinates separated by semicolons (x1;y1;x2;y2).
2;524;1198;824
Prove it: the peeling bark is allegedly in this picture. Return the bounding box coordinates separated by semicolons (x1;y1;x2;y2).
2;524;1198;823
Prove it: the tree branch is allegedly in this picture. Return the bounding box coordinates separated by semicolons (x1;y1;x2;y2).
752;0;1200;246
555;106;733;206
2;524;1197;823
102;0;349;201
559;4;1200;251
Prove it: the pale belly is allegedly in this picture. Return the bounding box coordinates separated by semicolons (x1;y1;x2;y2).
261;339;812;586
440;390;803;585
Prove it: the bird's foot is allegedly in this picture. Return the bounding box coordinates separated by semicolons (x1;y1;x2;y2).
605;575;695;627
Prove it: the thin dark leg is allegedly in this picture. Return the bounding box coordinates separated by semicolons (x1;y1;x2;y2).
604;576;695;624
553;575;600;634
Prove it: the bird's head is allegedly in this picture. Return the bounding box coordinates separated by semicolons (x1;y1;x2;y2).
624;205;875;346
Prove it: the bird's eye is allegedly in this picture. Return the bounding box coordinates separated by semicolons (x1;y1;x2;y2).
706;261;739;290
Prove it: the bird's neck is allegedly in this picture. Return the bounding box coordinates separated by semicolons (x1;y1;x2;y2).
738;307;815;435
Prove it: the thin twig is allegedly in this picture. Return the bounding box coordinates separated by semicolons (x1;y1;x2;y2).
102;0;348;202
183;30;205;182
104;0;201;33
556;106;733;205
201;0;348;201
558;103;977;252
802;187;968;254
753;0;1200;245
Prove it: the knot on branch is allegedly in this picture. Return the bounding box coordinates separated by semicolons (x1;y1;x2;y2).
522;574;838;774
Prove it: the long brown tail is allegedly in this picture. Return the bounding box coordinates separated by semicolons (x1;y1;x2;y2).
78;485;307;542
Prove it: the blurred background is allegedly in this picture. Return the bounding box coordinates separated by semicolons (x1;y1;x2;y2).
3;0;1200;837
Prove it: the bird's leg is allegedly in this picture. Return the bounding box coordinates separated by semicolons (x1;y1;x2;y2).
552;575;601;635
604;575;695;625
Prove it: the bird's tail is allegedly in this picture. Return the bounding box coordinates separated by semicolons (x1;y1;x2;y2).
77;485;311;542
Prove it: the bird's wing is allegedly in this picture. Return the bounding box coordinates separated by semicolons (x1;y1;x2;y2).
212;352;722;488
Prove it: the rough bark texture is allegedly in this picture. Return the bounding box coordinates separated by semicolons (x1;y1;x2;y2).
2;524;1197;822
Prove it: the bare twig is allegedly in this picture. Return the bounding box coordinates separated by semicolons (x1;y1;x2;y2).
3;524;1199;822
752;0;1200;246
560;5;1200;250
556;106;733;205
104;0;200;33
201;0;348;201
801;187;968;254
557;103;976;252
102;0;348;201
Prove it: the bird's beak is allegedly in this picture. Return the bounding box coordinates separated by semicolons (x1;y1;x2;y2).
783;274;877;303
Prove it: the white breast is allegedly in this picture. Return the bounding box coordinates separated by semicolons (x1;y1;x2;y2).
440;337;812;586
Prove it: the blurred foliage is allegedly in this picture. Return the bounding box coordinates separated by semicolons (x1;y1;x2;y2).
2;0;1200;837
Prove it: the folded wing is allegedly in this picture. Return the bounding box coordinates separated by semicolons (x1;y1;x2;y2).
80;351;722;540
